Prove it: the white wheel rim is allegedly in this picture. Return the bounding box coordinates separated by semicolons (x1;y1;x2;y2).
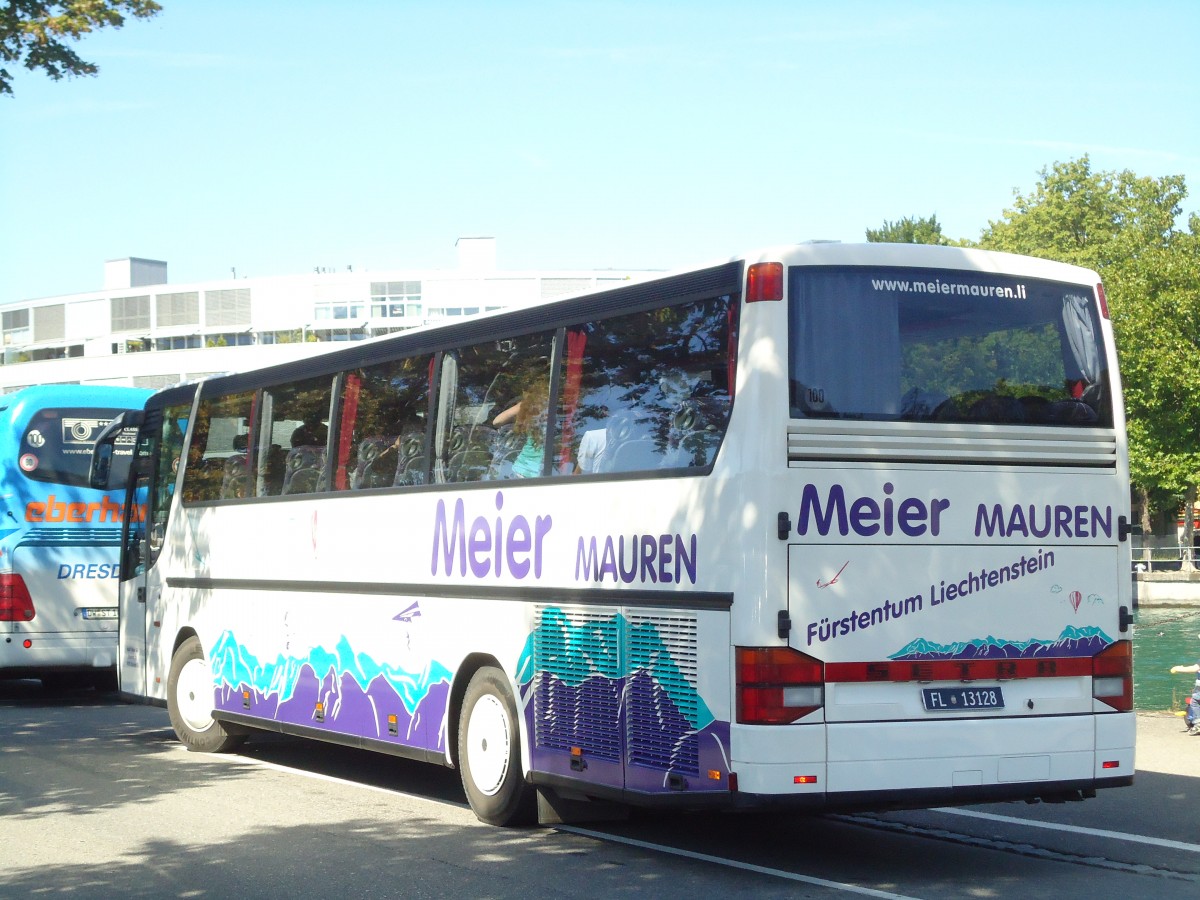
176;655;215;733
465;693;511;797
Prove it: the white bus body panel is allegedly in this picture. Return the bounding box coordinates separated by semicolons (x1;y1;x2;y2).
127;242;1132;813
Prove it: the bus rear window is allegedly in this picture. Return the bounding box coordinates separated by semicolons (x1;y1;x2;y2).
788;266;1113;427
20;407;136;488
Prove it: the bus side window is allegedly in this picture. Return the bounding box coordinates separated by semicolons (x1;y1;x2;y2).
434;333;555;484
182;390;255;503
256;375;334;498
336;356;431;491
555;294;736;475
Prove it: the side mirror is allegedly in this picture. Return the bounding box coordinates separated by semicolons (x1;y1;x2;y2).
90;442;114;490
89;410;144;490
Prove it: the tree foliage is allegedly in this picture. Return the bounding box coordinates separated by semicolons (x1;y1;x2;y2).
866;214;950;245
978;156;1200;547
0;0;161;96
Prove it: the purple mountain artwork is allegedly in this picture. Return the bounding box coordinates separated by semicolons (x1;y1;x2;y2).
207;629;453;753
890;625;1113;662
516;607;731;793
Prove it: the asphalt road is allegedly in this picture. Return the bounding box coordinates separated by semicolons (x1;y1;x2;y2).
2;681;1198;899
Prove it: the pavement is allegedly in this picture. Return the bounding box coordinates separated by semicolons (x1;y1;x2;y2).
1137;710;1200;778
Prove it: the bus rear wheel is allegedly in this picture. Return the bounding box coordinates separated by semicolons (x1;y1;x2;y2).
167;635;246;753
457;666;535;826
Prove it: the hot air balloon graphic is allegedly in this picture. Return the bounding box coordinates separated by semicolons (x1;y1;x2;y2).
1069;590;1082;612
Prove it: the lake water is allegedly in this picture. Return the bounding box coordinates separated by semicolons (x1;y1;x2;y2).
1133;607;1200;711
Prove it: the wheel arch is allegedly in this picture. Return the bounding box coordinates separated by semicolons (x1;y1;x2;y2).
172;625;199;659
449;652;518;769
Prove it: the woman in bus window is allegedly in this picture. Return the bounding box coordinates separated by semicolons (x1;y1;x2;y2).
493;376;548;478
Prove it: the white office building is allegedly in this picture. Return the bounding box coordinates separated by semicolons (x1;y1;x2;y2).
0;238;655;393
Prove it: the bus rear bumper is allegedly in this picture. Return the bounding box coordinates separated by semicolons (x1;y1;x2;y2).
0;633;118;676
730;712;1135;808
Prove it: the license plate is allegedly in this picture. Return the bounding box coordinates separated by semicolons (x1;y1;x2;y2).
922;686;1004;711
82;607;118;620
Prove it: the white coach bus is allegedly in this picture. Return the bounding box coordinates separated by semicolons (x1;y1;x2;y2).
92;242;1134;825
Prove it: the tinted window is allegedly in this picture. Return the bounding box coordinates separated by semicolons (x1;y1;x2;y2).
182;391;256;503
789;267;1112;427
336;356;431;490
437;333;555;483
150;402;190;560
556;294;737;475
256;376;334;497
20;406;136;488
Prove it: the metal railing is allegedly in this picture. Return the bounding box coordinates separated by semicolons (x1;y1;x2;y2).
1131;537;1200;573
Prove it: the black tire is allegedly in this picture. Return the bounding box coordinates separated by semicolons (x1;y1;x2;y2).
457;666;535;826
167;635;246;753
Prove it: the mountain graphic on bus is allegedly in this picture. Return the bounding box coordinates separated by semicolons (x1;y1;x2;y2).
517;607;715;732
208;630;453;753
517;607;728;787
889;625;1113;662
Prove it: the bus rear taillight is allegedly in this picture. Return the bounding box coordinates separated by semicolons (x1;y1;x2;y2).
736;646;823;724
1096;282;1110;319
746;262;784;302
1092;640;1132;712
0;574;35;621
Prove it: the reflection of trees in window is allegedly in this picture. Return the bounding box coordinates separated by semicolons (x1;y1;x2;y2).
556;295;736;475
265;376;334;447
338;356;431;490
901;324;1076;421
183;390;255;503
152;403;190;557
156;405;189;508
790;268;1112;426
439;333;555;484
258;376;334;497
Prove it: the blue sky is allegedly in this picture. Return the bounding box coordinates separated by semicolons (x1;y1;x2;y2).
2;1;1197;305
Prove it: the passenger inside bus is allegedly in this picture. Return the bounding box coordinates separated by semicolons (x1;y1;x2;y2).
282;418;328;494
492;376;548;478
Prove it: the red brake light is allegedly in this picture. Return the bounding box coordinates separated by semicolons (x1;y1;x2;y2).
746;262;784;302
1096;282;1110;319
1093;639;1132;676
736;646;824;724
0;574;35;622
1092;640;1133;711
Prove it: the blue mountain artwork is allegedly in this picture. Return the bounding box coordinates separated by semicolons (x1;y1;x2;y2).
890;625;1113;661
208;630;452;754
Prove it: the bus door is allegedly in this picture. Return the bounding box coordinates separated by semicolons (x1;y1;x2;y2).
94;398;189;699
117;456;154;695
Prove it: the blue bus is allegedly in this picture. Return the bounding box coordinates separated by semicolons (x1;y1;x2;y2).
0;385;152;689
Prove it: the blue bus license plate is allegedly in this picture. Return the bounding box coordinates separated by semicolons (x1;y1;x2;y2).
922;686;1004;711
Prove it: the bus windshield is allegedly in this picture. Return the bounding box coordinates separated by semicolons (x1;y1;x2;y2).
788;266;1112;427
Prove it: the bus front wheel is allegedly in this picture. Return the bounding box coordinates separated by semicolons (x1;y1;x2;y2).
457;666;535;826
167;635;246;753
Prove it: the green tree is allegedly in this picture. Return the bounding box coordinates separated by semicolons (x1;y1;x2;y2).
0;0;162;96
980;156;1200;565
866;214;950;245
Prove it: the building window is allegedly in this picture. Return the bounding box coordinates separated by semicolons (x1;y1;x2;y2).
157;291;200;327
33;304;66;342
112;295;151;332
156;335;202;351
314;303;367;321
205;288;251;327
3;308;31;346
370;281;421;319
